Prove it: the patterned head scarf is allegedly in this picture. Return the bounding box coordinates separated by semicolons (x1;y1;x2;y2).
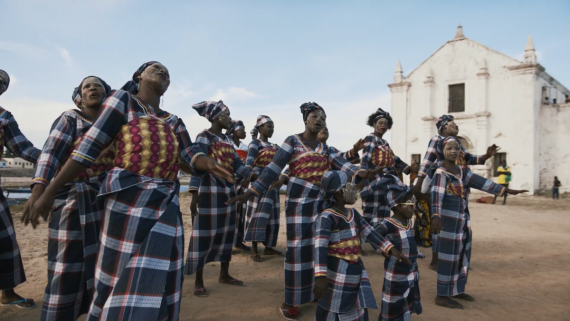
375;175;412;208
0;69;9;95
121;61;160;94
192;100;228;121
300;102;326;122
320;170;348;209
226;120;245;136
373;108;392;125
250;115;273;139
72;76;112;108
436;115;455;134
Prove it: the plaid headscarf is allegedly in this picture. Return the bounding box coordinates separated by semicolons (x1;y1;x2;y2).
192;100;228;121
0;69;10;95
121;61;160;94
300;102;326;121
373;108;392;125
250;115;273;139
436;115;455;133
72;76;112;108
226;120;245;136
375;174;412;208
320;170;348;209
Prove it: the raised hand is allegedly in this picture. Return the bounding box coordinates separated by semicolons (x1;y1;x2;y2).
485;144;500;158
195;157;235;183
352;138;366;152
313;277;328;300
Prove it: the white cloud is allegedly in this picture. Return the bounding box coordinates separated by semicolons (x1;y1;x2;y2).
58;47;73;68
209;87;258;102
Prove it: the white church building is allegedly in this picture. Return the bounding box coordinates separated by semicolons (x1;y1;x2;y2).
389;26;569;194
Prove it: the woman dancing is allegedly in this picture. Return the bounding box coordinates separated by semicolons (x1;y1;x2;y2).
229;102;383;320
27;62;232;321
23;76;112;320
0;69;41;309
185;101;254;298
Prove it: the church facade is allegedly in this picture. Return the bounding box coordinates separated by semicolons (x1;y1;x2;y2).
389;26;569;194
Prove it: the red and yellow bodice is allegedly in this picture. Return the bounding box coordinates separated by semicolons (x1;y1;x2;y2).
208;140;236;174
371;144;396;168
455;150;467;168
446;181;465;199
111;117;180;181
327;235;362;263
253;146;277;168
289;152;331;186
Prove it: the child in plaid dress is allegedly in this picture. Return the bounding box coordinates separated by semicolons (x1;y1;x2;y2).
25;76;112;320
430;137;526;309
186;101;253;298
0;69;41;309
376;191;422;321
244;115;283;262
313;171;411;321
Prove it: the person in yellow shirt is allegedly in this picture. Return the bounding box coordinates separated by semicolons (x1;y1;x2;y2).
494;160;511;205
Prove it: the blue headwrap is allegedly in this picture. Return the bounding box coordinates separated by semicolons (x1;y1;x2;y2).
250;115;273;139
0;69;9;95
373;108;392;125
226;120;245;136
436;115;455;133
121;61;160;94
300;102;326;121
320;170;348;209
192;100;228;121
72;76;112;108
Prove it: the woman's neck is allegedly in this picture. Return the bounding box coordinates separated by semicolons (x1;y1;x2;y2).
391;212;407;225
374;131;384;139
232;135;241;146
259;134;269;142
301;129;319;149
82;105;100;121
137;86;161;112
331;203;348;214
209;122;224;135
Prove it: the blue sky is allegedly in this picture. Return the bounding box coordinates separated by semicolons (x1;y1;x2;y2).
1;0;569;152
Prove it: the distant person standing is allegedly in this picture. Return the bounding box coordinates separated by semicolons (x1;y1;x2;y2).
553;176;561;199
494;160;511;205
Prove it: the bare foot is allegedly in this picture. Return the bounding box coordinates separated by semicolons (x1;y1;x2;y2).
250;254;263;262
218;275;245;286
429;262;437;271
435;296;464;309
264;248;283;256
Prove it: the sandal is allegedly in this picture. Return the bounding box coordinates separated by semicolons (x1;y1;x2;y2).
218;277;245;286
193;287;209;298
250;254;263;262
277;306;301;320
0;298;36;309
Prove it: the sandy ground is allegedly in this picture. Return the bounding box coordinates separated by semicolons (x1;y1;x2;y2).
2;192;569;321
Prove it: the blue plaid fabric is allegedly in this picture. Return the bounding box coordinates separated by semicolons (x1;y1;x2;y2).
430;166;505;296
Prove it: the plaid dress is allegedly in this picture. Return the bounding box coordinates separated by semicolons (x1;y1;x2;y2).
70;90;205;321
418;135;485;250
359;134;409;226
375;218;422;321
314;208;393;321
0;107;40;291
185;130;252;275
32;110;111;320
430;166;505;296
243;139;280;247
232;141;248;247
249;134;362;306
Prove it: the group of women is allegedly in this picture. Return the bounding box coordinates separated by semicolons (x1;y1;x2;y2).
0;63;527;321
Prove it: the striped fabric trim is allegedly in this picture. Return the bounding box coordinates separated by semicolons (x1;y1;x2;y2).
31;177;50;185
71;152;95;163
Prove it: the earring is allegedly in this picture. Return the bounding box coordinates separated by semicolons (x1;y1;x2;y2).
136;82;140;91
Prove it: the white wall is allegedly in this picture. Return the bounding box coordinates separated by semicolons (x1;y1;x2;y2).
390;37;570;193
539;103;570;193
